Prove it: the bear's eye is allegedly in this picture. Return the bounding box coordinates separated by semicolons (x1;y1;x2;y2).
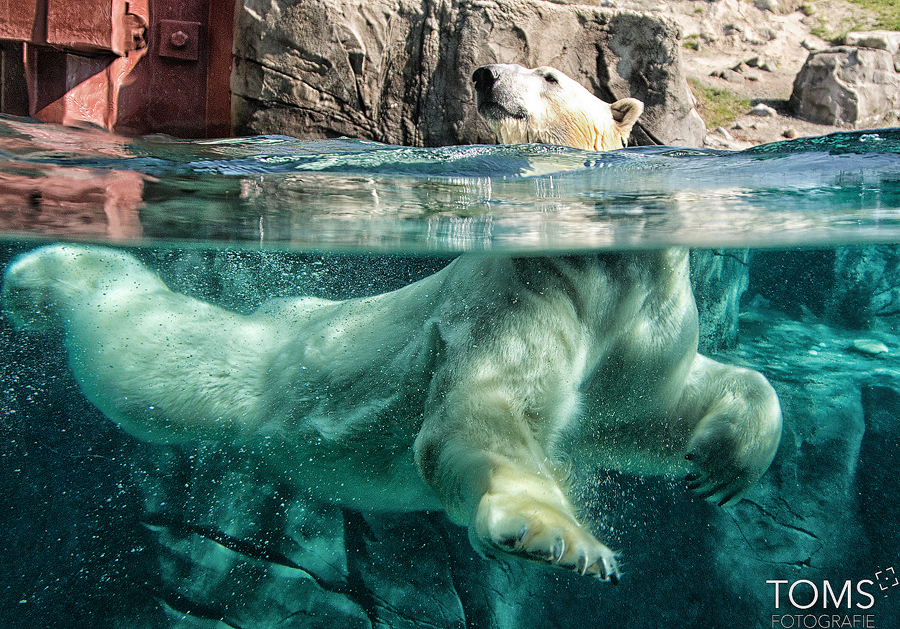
543;73;559;85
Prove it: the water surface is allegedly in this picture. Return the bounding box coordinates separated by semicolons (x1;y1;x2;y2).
2;115;899;252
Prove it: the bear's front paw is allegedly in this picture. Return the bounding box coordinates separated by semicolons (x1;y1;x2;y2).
685;389;782;507
472;493;619;582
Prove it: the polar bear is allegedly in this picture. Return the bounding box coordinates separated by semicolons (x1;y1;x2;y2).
1;65;781;584
472;63;644;150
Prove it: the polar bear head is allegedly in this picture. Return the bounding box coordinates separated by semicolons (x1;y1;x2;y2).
472;64;644;151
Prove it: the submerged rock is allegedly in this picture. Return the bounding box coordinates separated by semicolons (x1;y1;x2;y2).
829;245;900;330
691;249;750;353
850;339;890;355
749;245;900;332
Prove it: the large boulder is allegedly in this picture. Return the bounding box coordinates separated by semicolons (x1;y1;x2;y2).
232;0;706;147
789;44;900;128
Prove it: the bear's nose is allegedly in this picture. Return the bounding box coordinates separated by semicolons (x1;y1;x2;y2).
472;66;498;93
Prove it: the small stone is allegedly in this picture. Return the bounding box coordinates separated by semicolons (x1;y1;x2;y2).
713;126;734;140
760;60;777;72
723;69;745;83
850;339;890;355
801;38;821;51
846;31;900;55
749;103;777;117
783;128;798;139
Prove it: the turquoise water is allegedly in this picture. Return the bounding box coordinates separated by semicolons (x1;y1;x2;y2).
1;115;900;628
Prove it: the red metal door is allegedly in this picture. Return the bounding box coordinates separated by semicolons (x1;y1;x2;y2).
0;0;234;138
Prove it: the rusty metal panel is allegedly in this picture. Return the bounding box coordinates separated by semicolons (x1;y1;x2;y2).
45;0;115;52
1;41;30;115
117;0;225;137
205;0;234;137
45;0;146;55
0;1;39;42
8;0;232;137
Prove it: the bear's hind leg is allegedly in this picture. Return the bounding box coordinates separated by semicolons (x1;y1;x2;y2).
2;244;166;329
3;244;274;445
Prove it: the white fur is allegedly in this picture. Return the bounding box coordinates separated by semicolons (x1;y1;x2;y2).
473;64;644;151
1;66;781;581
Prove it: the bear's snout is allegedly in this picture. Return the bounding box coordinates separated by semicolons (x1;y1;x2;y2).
472;66;500;94
473;64;531;122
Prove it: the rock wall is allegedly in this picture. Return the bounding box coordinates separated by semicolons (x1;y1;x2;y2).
232;0;706;147
691;249;750;353
749;245;900;331
828;245;900;329
708;303;900;626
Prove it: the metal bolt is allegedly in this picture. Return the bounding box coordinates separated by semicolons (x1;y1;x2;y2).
170;31;189;48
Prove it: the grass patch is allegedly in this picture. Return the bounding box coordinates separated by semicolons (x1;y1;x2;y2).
683;34;702;50
808;0;899;42
687;78;751;129
810;23;848;42
846;0;900;31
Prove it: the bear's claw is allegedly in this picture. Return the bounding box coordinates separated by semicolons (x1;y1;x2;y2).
473;494;620;581
686;467;746;506
552;537;565;563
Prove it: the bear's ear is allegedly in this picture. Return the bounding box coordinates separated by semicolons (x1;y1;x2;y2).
610;98;644;136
